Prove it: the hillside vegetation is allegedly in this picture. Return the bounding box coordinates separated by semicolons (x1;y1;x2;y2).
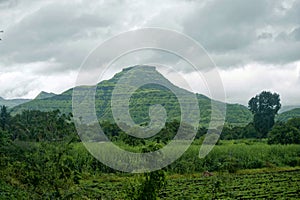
0;97;30;108
277;108;300;122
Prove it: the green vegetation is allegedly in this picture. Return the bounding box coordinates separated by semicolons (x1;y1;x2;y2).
277;108;300;122
159;168;300;199
1;106;300;198
34;91;56;100
248;91;281;138
5;109;77;142
268;117;300;144
0;97;30;108
126;143;167;200
1;139;299;199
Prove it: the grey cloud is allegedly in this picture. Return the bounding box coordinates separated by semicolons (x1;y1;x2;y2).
1;0;300;71
183;0;271;52
0;1;122;73
280;0;300;24
182;0;300;67
290;27;300;41
257;32;273;40
250;41;300;64
0;0;18;8
1;76;39;98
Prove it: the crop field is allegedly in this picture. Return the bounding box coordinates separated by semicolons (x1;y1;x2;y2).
159;169;300;199
58;168;300;199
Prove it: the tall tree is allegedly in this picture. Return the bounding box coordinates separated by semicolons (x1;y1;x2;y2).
0;105;10;131
248;91;281;138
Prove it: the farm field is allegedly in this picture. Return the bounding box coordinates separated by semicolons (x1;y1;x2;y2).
44;167;300;199
160;168;300;199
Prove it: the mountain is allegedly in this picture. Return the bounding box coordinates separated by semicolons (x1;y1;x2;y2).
0;96;31;108
12;88;73;115
12;66;253;126
277;108;300;122
35;91;56;100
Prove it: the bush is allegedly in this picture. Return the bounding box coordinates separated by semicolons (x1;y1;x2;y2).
268;122;300;144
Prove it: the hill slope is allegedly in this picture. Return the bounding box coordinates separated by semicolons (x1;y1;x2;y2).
279;105;300;113
0;97;31;108
277;108;300;122
12;66;252;126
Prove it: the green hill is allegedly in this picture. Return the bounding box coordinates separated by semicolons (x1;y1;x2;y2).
279;105;300;113
277;108;300;122
12;89;73;115
0;97;31;108
34;91;56;100
12;66;252;126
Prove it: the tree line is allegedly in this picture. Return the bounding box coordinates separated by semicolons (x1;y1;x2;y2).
0;106;77;144
1;91;300;145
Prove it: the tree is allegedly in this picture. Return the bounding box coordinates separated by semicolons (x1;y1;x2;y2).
248;91;281;138
126;143;167;200
268;118;300;144
268;122;300;144
0;105;10;131
10;109;77;142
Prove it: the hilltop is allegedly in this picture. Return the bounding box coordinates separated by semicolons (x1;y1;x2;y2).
34;91;56;100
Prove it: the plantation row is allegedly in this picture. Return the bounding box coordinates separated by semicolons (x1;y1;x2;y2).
3;166;298;199
159;169;300;199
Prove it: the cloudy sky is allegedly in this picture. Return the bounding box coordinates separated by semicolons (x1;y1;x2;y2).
0;0;300;105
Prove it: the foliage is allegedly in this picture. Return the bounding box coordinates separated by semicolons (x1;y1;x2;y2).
0;106;11;145
126;143;167;200
1;142;76;198
248;91;281;138
220;123;259;139
126;170;167;200
268;118;300;144
0;105;10;131
9;109;77;142
100;120;181;146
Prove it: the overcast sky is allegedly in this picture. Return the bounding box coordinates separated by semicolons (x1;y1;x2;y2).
0;0;300;105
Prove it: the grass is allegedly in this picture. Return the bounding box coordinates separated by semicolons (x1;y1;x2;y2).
72;139;300;173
